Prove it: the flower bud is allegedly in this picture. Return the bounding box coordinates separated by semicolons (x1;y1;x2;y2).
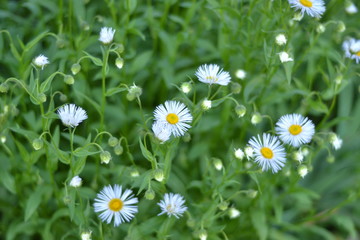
213;158;223;171
293;150;304;162
251;112;262;125
201;99;212;110
182;132;191;142
100;151;112;164
231;82;242;94
275;34;287;46
37;93;47;103
81;231;92;240
69;175;82;187
247;189;258;198
329;133;343;150
316;24;325;33
64;75;74;85
337;21;346;32
301;147;309;156
1;135;6;143
32;138;44;150
63;195;71;205
298;165;308;178
114;144;124;155
181;82;192;94
186;218;196;228
108;136;118;147
244;146;254;159
235;105;246;117
145;189;155;200
293;12;303;21
197;230;208;240
71;63;81;75
228;207;241;219
130;169;140;177
60;93;67;102
0;83;9;93
115;57;124;69
218;201;228;211
326;155;335;163
153;169;164;182
234;148;244;160
235;69;246;80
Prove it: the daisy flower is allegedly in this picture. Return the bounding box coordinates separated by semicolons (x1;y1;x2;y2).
99;27;116;44
248;133;287;173
158;193;187;218
275;113;315;147
152;121;171;143
57;104;88;128
342;38;360;64
153;101;193;137
195;64;231;86
288;0;326;18
94;185;138;227
33;54;49;70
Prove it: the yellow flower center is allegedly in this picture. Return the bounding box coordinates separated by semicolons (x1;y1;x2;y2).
289;124;302;135
108;198;123;212
166;204;174;213
166;113;179;124
260;147;273;159
300;0;312;7
356;51;360;57
206;76;218;82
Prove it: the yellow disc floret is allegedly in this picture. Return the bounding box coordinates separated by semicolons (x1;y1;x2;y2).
260;147;274;159
356;51;360;57
289;124;302;135
300;0;313;7
166;113;179;124
109;198;123;212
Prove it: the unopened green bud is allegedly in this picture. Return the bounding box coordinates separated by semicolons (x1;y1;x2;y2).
218;201;228;211
32;138;43;150
316;24;325;33
71;63;81;75
115;57;124;69
326;155;335;163
213;158;223;171
130;169;139;177
100;151;112;164
181;82;192;94
247;189;258;198
235;105;246;117
145;189;155;200
186;218;196;228
293;12;303;21
201;99;212;110
63;195;71;205
231;82;242;94
153;169;164;182
0;83;9;93
337;21;346;32
128;84;142;99
251;112;262;125
60;93;67;102
38;93;47;103
126;92;136;101
114;144;124;155
108;136;118;147
116;44;125;54
298;165;308;178
1;135;6;143
64;75;74;85
228;207;241;219
197;229;208;240
182;132;191;142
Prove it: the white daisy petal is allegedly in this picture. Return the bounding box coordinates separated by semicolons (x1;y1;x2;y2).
275;113;315;147
248;133;287;173
57;104;88;128
158;193;187;218
153;101;193;137
195;64;231;86
33;54;50;70
342;38;360;64
288;0;326;18
93;184;138;227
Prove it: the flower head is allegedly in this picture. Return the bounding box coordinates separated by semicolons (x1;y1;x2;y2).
158;193;187;218
248;133;287;173
235;69;246;80
69;176;82;187
81;231;92;240
275;34;287;46
154;101;192;137
234;148;245;160
201;99;212;110
275;113;315;147
94;185;138;227
33;54;49;70
288;0;326;18
278;51;293;63
99;27;116;44
345;2;358;14
57;104;88;128
343;38;360;64
195;64;231;86
152;121;171;143
329;133;343;150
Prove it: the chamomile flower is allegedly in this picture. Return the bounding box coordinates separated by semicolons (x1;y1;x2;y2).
288;0;326;18
57;104;88;128
342;38;360;64
158;193;187;218
99;27;116;44
33;54;49;70
248;133;287;173
154;101;193;137
275;113;315;147
152;121;171;143
94;185;138;227
195;64;231;86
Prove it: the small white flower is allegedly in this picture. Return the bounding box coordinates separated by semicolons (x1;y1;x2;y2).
316;24;326;33
181;82;192;94
278;51;294;63
235;69;247;79
57;104;88;128
345;2;358;14
229;207;241;219
154;101;193;137
99;27;116;44
342;38;360;64
201;99;212;110
329;133;343;150
158;193;187;218
81;231;92;240
275;114;315;147
94;185;138;227
195;64;231;86
293;151;304;162
275;34;287;46
298;165;308;178
152;121;171;143
33;54;49;70
301;147;310;156
234;148;245;160
288;0;326;18
213;158;223;170
248;133;287;173
244;146;254;159
69;176;82;187
293;12;304;21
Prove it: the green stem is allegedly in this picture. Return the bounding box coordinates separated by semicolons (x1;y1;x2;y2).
100;46;110;132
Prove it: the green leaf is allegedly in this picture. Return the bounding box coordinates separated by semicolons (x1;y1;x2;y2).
124;0;137;14
73;146;100;157
127;27;146;41
82;51;103;66
139;137;156;162
24;185;50;221
105;86;127;97
250;208;268;240
283;61;294;84
129;50;152;74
